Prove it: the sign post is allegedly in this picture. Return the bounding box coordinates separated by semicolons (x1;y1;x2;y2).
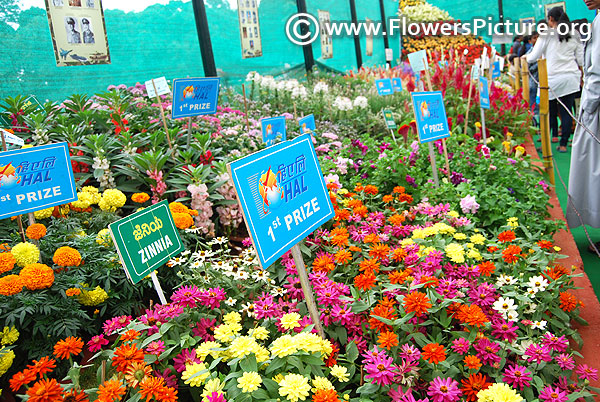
375;79;393;96
479;76;490;144
299;114;316;136
382;109;397;143
228;134;335;337
146;77;173;150
464;65;477;136
109;200;185;304
241;84;251;132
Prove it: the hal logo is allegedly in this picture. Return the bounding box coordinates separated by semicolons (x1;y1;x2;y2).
0;156;57;191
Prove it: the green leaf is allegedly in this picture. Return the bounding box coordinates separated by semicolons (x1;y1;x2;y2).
240;355;258;373
346;341;359;363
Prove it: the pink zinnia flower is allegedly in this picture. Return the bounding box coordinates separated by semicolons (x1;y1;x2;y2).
206;392;227;402
146;340;165;356
199;287;226;310
173;348;201;373
87;334;108;353
539;385;569;402
524;343;552;364
473;338;501;366
399;344;421;363
154;368;178;389
171;285;203;308
192;318;216;341
503;364;533;390
555;354;575;370
450;338;470;355
102;315;132;335
541;332;569;353
427;376;461;402
364;352;397;386
491;319;518;343
576;364;599;382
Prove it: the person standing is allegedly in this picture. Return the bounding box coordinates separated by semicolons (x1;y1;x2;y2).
525;7;584;152
567;0;600;249
66;17;81;44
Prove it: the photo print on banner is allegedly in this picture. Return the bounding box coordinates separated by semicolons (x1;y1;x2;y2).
318;10;333;59
237;0;263;59
45;0;109;66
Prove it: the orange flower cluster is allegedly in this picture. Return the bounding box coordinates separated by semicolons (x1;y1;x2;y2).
359;258;380;275
97;379;126;402
544;264;570;281
559;291;582;312
403;291;432;316
131;192;150;203
377;331;399;350
389;269;412;285
388;214;406;227
20;263;55;291
0;274;23;295
313;389;341;402
368;299;397;333
369;243;390;260
53;246;82;267
461;373;491;402
422;342;446;364
313;254;336;273
354;272;376;291
463;355;482;370
0;251;16;274
502;245;522;264
169;202;198;230
65;287;81;297
112;343;145;372
477;261;495;276
497;230;516;243
53;336;83;360
26;223;47;240
456;304;489;327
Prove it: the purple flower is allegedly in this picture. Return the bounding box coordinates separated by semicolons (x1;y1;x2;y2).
524;343;552;364
427;376;461;402
555;354;575;370
503;364;533;390
539;385;569;402
576;364;599;382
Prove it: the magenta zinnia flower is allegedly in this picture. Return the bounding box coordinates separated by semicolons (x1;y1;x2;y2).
154;368;178;389
192;318;217;341
173;348;201;373
364;352;397;386
473;338;501;365
539;385;568;402
171;285;203;308
503;364;533;390
491;319;518;343
541;332;569;353
399;344;422;363
206;391;227;402
576;364;599;382
199;287;226;310
450;338;470;355
87;334;108;353
427;376;461;402
524;343;552;364
555;353;575;370
146;340;165;356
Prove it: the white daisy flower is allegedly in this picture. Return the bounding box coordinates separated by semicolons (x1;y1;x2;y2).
225;297;237;306
531;320;547;330
492;297;516;314
526;275;549;293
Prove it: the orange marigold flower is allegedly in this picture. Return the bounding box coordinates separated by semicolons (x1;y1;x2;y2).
0;274;24;295
391;248;407;262
112;343;145;372
313;254;336;273
388;214;405;227
26;378;64;402
422;343;446;364
398;193;413;204
363;234;380;244
359;258;380;274
154;386;178;402
120;329;141;342
456;304;489;327
334;249;352;265
331;235;349;248
62;389;89;402
26;224;47;240
65;288;81;297
331;227;349;237
172;212;194;230
97;379;126;402
463;355;482;370
0;252;16;274
313;389;340;402
52;246;82;267
403;291;432;316
537;240;554;250
393;186;405;194
378;297;396;310
132;193;150;203
19;263;54;291
349;246;362;252
353;205;369;217
354;183;364;192
10;369;37;392
354;272;376;291
27;356;57;378
334;208;350;221
417;275;439;288
368;305;396;333
168;202;190;214
497;230;516;243
363;185;379;195
477;261;496;277
139;376;166;402
0;243;11;252
502;245;522;264
53;336;83;360
559;292;579;312
347;199;363;208
460;373;491;402
389;270;409;285
369;243;390;260
383;195;394;203
377;331;398;350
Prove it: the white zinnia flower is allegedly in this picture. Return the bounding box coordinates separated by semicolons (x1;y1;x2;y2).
526;275;549;293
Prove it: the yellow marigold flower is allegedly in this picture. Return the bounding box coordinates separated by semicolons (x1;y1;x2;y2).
25;224;47;240
19;263;54;291
0;348;15;376
53;246;82;267
445;243;465;264
453;233;467;240
223;311;242;325
0;252;16;274
269;335;298;358
280;312;301;330
230;336;259;359
11;242;40;267
278;373;311;402
477;383;522;402
213;324;240;343
98;189;126;212
196;341;222;361
131;193;150;203
0;326;19;346
0;275;23;296
71;192;94;209
34;207;54;220
66;288;81;297
330;365;350;382
96;229;113;248
248;327;269;340
254;345;270;363
173;213;194;230
312;376;334;391
237;371;262;393
77;286;108;306
470;234;486;245
181;362;209;387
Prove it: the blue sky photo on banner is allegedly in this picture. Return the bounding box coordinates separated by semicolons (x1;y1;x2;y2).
299;114;316;136
171;78;220;119
375;79;393;96
411;92;451;144
479;77;490;110
392;78;403;93
261;116;286;147
0;142;77;219
228;134;334;268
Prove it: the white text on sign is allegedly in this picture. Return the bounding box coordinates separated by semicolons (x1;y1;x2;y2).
267;197;321;241
1;186;62;204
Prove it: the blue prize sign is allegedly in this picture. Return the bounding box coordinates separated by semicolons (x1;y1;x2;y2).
408;49;428;72
392;78;403;93
411;91;451;144
171;78;220;119
479;77;490;110
492;61;501;79
299;114;316;135
228;134;334;268
0;142;77;220
375;79;393;96
261;116;287;147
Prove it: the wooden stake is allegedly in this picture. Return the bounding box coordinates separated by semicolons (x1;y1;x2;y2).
513;59;521;92
242;84;250;132
464;73;474;135
423;63;450;179
293;102;298;121
521;58;530;104
290;244;325;338
427;142;440;187
186;117;193;148
152;79;173;150
537;59;555;186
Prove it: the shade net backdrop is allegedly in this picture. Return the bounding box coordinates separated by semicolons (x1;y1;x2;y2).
0;0;595;102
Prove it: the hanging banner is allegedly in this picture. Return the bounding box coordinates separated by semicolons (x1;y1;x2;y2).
171;78;221;119
237;0;263;59
365;18;374;57
411;91;451;143
44;0;110;66
318;10;333;59
228;134;335;268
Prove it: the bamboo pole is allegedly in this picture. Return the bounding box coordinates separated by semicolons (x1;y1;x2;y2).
521;58;530;104
513;58;521;93
151;79;173;150
537;59;555;186
464;71;474;136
